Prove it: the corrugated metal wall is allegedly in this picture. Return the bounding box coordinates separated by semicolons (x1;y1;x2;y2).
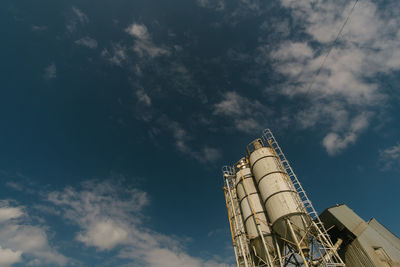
346;239;375;267
320;204;400;267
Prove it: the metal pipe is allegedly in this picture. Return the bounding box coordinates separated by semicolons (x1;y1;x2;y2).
311;221;344;265
312;238;343;265
224;188;240;267
257;225;274;267
226;178;250;267
272;233;284;267
286;219;309;267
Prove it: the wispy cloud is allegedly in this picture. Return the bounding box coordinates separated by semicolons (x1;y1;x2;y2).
379;143;400;171
0;205;23;223
48;180;148;251
136;90;152;106
213;91;269;133
322;112;370;155
196;0;225;11
47;180;230;266
44;63;56;80
202;0;269;25
165;118;222;163
67;6;88;32
0;201;68;266
2;171;37;194
71;6;88;24
101;43;128;66
125;23;170;58
75;36;98;49
265;0;400;154
31;25;47;32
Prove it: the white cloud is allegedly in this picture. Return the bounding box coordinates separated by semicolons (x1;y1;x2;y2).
0;246;22;267
235;118;260;133
214;91;264;117
0;206;23;222
75;36;98;49
72;6;88;23
196;0;225;11
201;147;222;163
76;220;128;250
43;63;56;80
260;18;290;37
167;62;204;100
267;0;400;154
102;43;128;66
126;24;150;40
213;91;267;133
125;23;170;58
379;143;400;171
0;203;68;266
136;90;152;106
32;204;61;216
47;181;149;251
166;119;221;163
31;25;47;31
270;42;313;62
214;91;244;116
47;180;230;266
5;181;25;192
322;112;370;155
67;7;88;32
5;179;36;195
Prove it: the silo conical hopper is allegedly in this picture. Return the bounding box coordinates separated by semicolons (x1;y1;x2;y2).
248;140;310;256
235;158;276;265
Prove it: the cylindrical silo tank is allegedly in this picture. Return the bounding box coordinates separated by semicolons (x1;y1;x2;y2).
248;140;310;254
235;158;275;264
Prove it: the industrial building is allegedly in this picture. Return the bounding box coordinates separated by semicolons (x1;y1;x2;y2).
222;129;400;267
320;204;400;267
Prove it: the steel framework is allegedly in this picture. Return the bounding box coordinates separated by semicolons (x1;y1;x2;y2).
222;129;345;267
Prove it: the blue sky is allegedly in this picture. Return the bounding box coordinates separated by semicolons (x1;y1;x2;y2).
1;0;400;266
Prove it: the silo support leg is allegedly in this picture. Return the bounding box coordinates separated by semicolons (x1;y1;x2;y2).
272;234;284;267
286;219;309;267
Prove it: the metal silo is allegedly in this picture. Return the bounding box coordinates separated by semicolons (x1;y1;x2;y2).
223;166;254;267
234;158;277;266
248;139;310;257
222;129;345;267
